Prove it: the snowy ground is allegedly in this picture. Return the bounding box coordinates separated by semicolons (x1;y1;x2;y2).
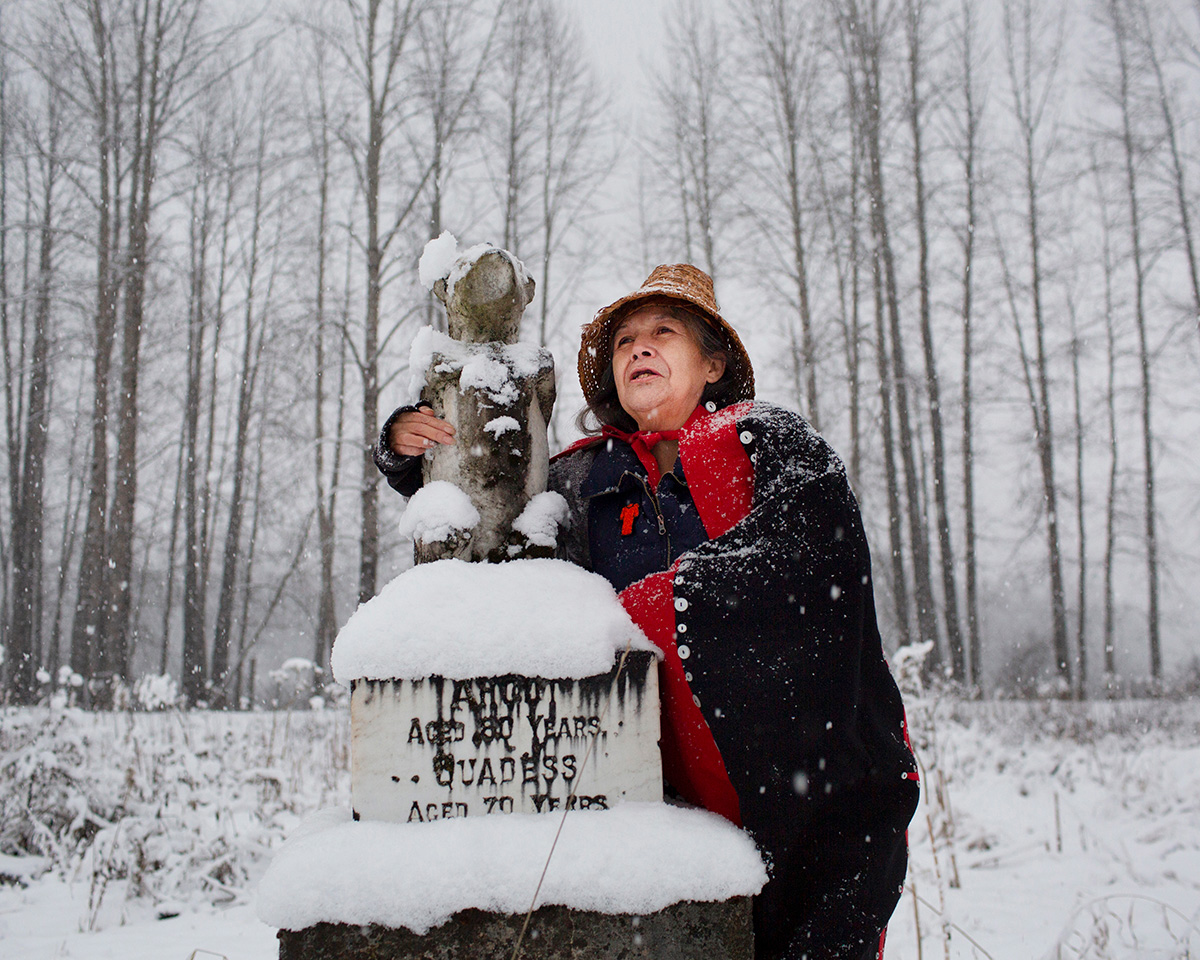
2;699;1198;959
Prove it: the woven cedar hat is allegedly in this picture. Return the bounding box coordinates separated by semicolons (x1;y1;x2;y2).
578;264;755;405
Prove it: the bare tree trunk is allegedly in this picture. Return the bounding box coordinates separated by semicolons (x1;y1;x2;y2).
735;0;820;428
845;68;865;489
8;90;60;700
160;430;185;675
9;96;59;703
307;39;340;678
855;0;940;661
1068;295;1086;698
658;0;731;286
835;11;910;645
6;158;34;647
1107;0;1160;682
496;0;535;256
813;138;861;487
192;160;237;684
106;0;154;698
109;0;202;696
1002;0;1070;688
871;239;911;648
234;411;267;702
1092;153;1120;692
1135;0;1200;339
954;0;984;689
835;106;864;492
50;380;89;682
212;111;271;701
3;151;35;677
360;20;384;607
352;0;423;606
530;1;607;368
1103;321;1119;689
181;164;210;704
906;0;963;677
0;27;13;648
70;0;121;682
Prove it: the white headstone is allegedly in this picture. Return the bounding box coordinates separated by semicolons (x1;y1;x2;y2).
350;652;662;822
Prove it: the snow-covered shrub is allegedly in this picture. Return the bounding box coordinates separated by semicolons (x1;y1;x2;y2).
134;674;178;711
0;711;97;862
1052;894;1200;958
1165;656;1200;700
0;707;349;925
269;658;322;709
892;640;935;700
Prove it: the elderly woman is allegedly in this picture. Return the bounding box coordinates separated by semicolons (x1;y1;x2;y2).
376;264;919;960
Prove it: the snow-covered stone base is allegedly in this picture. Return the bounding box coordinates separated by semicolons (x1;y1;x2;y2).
256;803;767;935
276;898;754;960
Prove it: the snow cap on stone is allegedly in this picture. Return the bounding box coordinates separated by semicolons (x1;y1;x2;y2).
398;481;480;545
406;326;549;405
331;558;656;683
512;492;569;548
418;231;459;291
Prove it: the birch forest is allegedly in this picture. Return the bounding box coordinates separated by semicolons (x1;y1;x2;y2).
1;0;1198;707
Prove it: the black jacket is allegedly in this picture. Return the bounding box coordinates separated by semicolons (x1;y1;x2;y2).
549;402;918;960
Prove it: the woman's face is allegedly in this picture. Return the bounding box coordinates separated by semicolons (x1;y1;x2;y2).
611;305;726;432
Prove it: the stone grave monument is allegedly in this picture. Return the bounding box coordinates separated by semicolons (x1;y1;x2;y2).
257;237;765;959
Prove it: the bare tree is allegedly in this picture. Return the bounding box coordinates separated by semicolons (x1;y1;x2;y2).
7;77;63;703
833;4;911;646
1000;0;1071;689
948;0;986;688
48;380;89;682
0;16;14;645
848;0;941;660
655;0;736;284
211;82;278;704
324;0;429;605
1133;0;1200;340
107;0;211;692
531;0;608;363
1091;153;1121;692
905;0;965;677
412;0;501;249
490;0;540;257
65;0;123;687
3;113;37;680
732;0;822;429
1100;0;1160;682
177;65;242;704
179;131;216;703
455;0;610;444
1067;291;1087;696
299;22;350;681
811;124;865;487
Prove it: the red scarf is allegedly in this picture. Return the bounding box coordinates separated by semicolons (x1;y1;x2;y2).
600;409;716;488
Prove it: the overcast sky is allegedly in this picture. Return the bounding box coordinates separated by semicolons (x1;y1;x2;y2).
561;0;665;114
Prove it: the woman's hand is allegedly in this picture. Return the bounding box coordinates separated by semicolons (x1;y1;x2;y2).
388;408;455;457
